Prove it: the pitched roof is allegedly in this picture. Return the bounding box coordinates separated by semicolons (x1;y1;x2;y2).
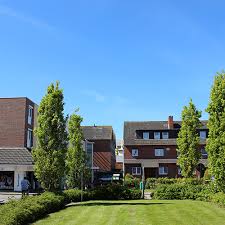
82;126;114;140
124;120;208;146
0;148;33;165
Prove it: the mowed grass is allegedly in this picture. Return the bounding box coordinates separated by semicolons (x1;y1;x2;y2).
34;200;225;225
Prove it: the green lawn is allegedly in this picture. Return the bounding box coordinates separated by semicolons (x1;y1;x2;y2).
34;200;225;225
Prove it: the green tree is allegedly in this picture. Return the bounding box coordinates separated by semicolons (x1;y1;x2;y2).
32;82;68;191
177;99;202;178
206;72;225;191
66;111;90;189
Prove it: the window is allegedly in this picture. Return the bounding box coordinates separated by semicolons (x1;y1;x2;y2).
155;148;164;156
143;132;149;140
28;105;33;125
162;132;169;139
27;129;32;148
154;132;160;140
132;167;141;175
159;166;168;175
86;143;93;168
132;149;138;157
200;131;206;139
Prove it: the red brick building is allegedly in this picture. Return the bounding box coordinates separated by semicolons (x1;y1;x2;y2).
82;126;116;180
124;116;208;179
0;97;38;191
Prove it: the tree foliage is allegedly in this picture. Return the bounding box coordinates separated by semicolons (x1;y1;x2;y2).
32;82;68;191
177;99;202;178
66;111;90;189
206;72;225;191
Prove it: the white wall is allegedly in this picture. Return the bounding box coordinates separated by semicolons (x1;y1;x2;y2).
14;171;26;192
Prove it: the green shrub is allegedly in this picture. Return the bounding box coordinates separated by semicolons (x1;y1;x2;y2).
145;178;157;189
0;192;65;225
210;192;225;206
153;183;209;200
0;185;140;225
91;183;141;200
145;177;205;190
124;173;140;189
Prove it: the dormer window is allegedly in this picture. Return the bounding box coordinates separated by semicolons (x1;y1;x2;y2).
143;132;149;140
154;132;160;140
162;132;169;139
200;131;206;139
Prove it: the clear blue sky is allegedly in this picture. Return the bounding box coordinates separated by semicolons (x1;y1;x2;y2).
0;0;224;139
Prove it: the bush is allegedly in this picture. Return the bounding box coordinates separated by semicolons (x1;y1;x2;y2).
124;174;140;189
63;189;91;203
145;177;205;189
153;183;209;200
90;183;141;200
210;192;225;206
0;192;66;225
0;185;141;225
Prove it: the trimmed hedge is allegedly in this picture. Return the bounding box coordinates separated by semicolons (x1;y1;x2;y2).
90;184;141;200
64;184;141;202
0;184;141;225
0;192;66;225
145;177;205;189
153;183;212;201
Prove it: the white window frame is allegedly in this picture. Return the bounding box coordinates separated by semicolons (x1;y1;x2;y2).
27;129;32;148
154;132;161;140
28;105;33;125
155;148;164;157
200;131;206;139
132;149;139;157
159;166;168;175
162;131;169;139
143;132;149;140
132;167;141;175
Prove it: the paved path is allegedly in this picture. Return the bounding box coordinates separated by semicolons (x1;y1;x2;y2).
0;192;21;204
144;191;152;200
0;192;36;204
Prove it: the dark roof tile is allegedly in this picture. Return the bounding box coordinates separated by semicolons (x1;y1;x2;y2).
82;126;114;140
0;148;33;165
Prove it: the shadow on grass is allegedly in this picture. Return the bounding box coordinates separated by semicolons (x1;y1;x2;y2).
66;201;172;208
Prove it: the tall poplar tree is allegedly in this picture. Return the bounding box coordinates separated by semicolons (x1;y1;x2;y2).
206;72;225;191
32;82;68;191
66;111;90;189
177;99;202;177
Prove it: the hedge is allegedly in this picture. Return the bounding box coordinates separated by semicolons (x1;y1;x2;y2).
0;184;141;225
0;192;66;225
145;177;205;189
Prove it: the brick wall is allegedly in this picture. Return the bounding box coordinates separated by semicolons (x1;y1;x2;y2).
124;145;178;159
0;98;35;148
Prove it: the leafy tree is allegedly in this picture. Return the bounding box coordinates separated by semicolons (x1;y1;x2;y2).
66;111;90;189
177;99;202;178
206;72;225;191
32;82;68;191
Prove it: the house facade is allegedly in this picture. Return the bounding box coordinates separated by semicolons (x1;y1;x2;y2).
123;116;208;179
0;97;37;191
115;139;124;174
82;126;116;182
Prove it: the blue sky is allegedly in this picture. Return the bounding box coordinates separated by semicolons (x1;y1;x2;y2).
0;0;224;139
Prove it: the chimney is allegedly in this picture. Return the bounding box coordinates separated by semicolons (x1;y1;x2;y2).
168;116;174;129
